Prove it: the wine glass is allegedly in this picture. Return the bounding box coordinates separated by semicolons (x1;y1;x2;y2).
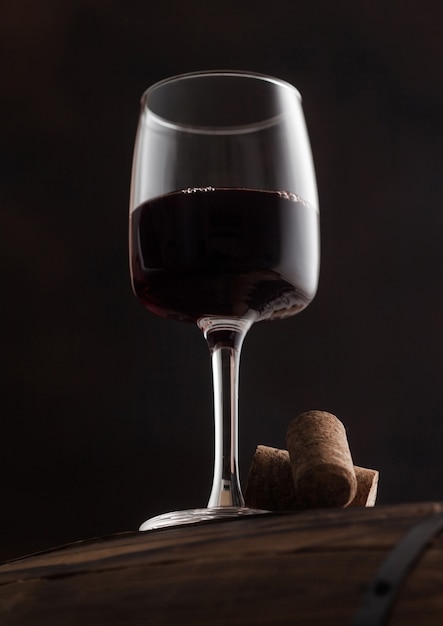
129;70;320;530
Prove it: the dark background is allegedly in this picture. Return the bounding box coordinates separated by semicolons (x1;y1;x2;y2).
1;0;443;562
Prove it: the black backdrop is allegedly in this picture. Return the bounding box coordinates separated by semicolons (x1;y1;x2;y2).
2;0;443;561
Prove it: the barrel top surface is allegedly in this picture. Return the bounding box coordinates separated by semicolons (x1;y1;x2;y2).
1;502;443;626
2;502;443;579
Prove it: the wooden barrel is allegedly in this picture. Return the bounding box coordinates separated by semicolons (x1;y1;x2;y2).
1;502;443;625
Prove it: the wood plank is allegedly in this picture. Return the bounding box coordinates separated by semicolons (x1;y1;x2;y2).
0;503;442;625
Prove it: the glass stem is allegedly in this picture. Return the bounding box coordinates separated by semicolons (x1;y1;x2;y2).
199;317;253;508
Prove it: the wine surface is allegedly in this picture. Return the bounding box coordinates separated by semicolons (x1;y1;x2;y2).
130;188;319;323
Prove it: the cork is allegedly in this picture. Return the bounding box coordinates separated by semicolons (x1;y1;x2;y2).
244;445;297;511
286;411;357;509
245;444;378;510
349;466;379;507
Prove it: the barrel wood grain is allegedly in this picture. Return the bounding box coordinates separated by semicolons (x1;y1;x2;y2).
0;502;442;625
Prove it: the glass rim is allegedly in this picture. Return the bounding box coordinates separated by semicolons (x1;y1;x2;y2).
139;70;302;135
141;70;302;101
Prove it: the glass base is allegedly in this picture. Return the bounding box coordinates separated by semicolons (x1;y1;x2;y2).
139;506;270;531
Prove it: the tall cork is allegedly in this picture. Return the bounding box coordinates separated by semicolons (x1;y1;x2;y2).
286;410;357;509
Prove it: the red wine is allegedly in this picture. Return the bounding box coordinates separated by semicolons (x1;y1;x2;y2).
130;188;319;323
